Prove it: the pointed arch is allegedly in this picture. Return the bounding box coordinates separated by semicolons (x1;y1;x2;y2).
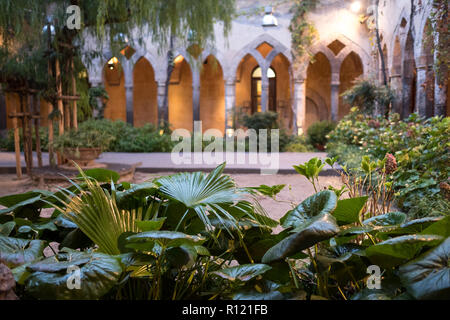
133;57;158;126
103;57;126;121
200;55;225;133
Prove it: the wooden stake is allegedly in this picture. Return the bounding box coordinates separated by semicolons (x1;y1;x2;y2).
71;59;78;129
33;95;43;167
55;59;64;165
10;94;22;179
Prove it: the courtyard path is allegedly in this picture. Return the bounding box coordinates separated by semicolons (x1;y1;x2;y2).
0;151;338;174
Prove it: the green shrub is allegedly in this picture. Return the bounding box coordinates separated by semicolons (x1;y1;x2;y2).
307;120;336;150
327;108;450;218
284;135;313;152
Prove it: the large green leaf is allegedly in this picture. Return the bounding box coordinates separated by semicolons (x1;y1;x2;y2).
212;264;272;282
332;196;368;226
126;230;205;247
399;237;450;300
0;235;46;268
79;168;120;183
156;163;251;233
0;221;15;236
136;218;166;232
25;251;123;300
363;212;407;227
420;216;450;238
262;214;339;263
375;217;445;239
365;235;444;268
280;191;337;229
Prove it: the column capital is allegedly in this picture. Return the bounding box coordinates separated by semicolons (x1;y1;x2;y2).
294;78;306;84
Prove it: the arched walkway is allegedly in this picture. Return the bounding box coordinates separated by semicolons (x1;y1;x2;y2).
168;55;193;131
133;57;158;127
200;55;225;133
103;57;126;121
339;51;363;120
305;52;331;132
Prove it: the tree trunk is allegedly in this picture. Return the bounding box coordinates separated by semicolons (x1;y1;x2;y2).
161;33;175;127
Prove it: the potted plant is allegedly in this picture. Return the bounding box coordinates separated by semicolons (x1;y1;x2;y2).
52;127;114;167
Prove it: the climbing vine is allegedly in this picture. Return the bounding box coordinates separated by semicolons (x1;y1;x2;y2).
426;0;449;85
289;0;319;59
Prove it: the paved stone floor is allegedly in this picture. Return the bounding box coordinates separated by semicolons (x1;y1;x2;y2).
0;151;338;174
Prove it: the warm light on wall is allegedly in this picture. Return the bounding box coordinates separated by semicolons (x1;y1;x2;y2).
350;1;362;13
174;55;184;64
226;128;235;138
108;57;119;70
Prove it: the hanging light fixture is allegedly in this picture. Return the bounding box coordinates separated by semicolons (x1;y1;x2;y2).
262;6;278;27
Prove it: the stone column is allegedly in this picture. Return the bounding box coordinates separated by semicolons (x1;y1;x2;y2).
157;81;168;125
192;70;201;123
125;85;134;125
224;79;236;130
390;73;403;115
331;73;340;122
293;79;306;135
90;79;104;119
434;78;447;117
123;62;134;125
415;62;428;117
261;66;269;112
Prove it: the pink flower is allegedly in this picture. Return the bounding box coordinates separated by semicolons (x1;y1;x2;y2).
385;153;398;174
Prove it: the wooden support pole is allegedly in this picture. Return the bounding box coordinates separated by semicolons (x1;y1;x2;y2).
71;59;78;129
10;95;22;179
55;59;64;136
33;95;43;167
55;59;64;165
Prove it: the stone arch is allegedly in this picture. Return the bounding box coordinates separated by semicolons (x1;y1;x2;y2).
235;53;260;116
133;57;158;126
102;57;126;121
305;52;332;131
228;33;291;82
297;34;370;79
168;54;193;131
339;51;364;120
402;30;416;118
200;55;225;133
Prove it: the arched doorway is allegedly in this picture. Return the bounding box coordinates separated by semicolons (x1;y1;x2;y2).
339;51;363;119
133;57;158;127
305;52;331;132
200;55;225;133
168;55;193;131
402;31;416;118
103;57;126;121
251;66;276;113
235;54;259;116
271;53;293;129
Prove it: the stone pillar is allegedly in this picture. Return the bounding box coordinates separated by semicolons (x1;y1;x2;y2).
90;80;104;119
124;62;134;125
415;63;428;117
157;81;168;125
125;85;134;125
390;73;403;115
293;79;306;135
261;66;269;112
224;80;236;130
192;70;201;123
434;78;447;117
331;73;340;122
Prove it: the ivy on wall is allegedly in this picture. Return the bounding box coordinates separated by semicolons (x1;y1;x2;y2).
427;0;449;85
289;0;319;59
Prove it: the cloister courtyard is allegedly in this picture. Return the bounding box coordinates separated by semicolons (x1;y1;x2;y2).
0;0;448;304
